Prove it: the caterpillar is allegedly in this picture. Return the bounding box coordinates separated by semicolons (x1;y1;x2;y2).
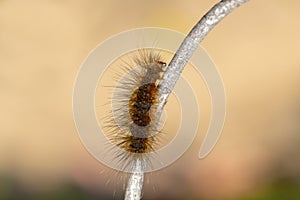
99;48;167;170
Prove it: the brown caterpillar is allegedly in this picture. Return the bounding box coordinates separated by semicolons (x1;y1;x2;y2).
102;49;167;164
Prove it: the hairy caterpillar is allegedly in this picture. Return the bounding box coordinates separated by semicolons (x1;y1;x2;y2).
98;48;168;171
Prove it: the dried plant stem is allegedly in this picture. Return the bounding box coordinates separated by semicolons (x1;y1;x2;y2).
156;0;249;123
124;159;144;200
125;0;249;199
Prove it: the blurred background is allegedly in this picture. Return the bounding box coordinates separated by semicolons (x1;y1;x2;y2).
1;0;300;199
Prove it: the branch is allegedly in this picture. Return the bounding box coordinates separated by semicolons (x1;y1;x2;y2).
124;1;249;199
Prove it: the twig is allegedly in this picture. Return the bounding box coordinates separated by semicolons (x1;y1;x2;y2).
125;0;249;199
156;0;249;124
124;159;144;200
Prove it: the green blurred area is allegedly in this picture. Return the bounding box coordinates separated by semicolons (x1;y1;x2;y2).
1;176;299;200
0;176;109;200
238;182;300;200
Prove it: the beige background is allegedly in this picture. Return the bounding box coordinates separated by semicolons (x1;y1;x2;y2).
1;0;300;199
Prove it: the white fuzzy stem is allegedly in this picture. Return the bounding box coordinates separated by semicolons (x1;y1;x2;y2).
124;0;249;199
124;159;144;200
156;0;249;122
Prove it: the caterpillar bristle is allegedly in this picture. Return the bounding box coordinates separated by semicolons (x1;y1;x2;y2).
117;135;155;153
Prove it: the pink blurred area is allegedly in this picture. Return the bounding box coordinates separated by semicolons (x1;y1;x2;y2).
0;0;300;199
